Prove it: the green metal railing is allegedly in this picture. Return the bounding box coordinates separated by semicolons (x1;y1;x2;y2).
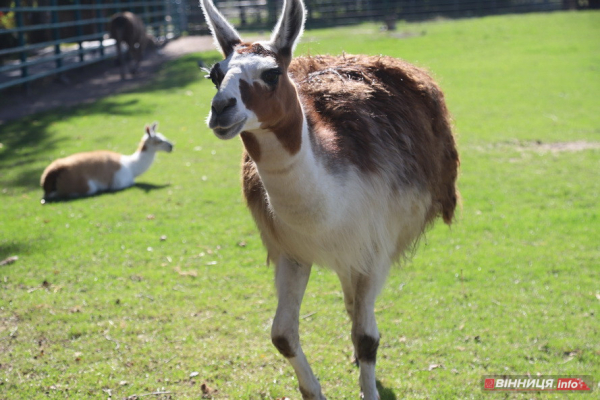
0;0;187;91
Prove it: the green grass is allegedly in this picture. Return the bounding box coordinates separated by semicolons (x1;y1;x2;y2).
1;10;599;399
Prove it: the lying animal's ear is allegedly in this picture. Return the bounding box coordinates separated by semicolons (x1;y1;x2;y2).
270;0;306;65
145;124;152;137
151;121;158;133
200;0;242;58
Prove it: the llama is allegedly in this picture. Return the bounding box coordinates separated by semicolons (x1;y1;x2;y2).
40;122;172;202
199;0;459;398
109;12;156;80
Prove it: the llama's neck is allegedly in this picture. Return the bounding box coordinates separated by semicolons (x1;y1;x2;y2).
245;115;340;231
122;147;156;178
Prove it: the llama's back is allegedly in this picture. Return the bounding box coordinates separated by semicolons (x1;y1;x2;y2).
41;151;122;198
289;55;459;225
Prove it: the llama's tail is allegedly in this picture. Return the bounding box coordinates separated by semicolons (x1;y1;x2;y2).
40;164;66;199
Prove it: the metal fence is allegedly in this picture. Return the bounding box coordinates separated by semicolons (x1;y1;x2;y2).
1;0;596;92
0;0;186;91
185;0;596;33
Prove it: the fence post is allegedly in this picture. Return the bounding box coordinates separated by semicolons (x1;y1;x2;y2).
75;0;84;62
144;1;150;31
50;0;62;70
267;0;277;26
149;1;156;38
95;0;104;56
14;0;28;82
180;0;188;36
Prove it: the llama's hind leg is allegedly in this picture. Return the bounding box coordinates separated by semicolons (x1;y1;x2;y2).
337;271;360;366
115;39;126;80
130;45;142;75
55;170;90;198
351;271;387;400
271;256;325;400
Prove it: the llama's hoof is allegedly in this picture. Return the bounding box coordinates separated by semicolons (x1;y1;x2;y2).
359;389;380;400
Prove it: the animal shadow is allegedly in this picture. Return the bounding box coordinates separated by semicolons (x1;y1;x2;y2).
377;380;397;400
133;182;170;193
40;182;169;204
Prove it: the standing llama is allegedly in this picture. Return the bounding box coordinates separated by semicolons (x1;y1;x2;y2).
109;12;156;80
40;122;172;202
200;0;459;398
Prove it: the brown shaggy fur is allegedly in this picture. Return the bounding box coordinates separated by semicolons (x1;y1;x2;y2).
289;54;459;224
40;151;121;198
242;152;275;235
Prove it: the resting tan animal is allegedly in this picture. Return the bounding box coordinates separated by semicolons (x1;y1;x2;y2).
40;122;172;202
109;11;156;79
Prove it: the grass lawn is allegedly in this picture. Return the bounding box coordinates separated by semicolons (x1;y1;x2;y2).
1;10;599;400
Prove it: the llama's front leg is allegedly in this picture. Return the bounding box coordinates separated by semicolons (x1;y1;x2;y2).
116;40;126;80
352;274;382;400
271;256;325;400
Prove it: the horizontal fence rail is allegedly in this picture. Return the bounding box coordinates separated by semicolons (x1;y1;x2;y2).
185;0;596;34
0;0;186;92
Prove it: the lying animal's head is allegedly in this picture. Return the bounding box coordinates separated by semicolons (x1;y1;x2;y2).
141;122;173;153
200;0;306;141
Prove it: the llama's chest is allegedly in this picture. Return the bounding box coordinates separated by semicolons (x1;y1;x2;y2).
111;162;135;190
250;171;432;274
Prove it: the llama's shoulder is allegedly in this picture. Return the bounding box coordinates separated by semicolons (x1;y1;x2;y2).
289;54;459;224
289;54;442;106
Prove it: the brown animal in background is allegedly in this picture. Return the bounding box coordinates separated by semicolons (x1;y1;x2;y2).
109;12;156;79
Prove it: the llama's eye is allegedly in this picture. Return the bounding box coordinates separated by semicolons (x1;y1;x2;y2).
207;64;223;89
261;69;282;86
209;71;220;89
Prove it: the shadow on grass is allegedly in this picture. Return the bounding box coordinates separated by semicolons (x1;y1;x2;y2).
40;182;170;204
377;380;397;400
0;53;219;190
133;182;171;193
0;242;30;260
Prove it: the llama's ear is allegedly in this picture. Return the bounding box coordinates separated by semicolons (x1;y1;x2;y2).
200;0;242;58
145;124;152;137
151;122;158;133
270;0;305;63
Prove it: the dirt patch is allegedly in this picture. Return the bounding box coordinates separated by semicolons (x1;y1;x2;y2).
471;140;600;155
518;140;600;153
389;31;425;40
0;36;217;124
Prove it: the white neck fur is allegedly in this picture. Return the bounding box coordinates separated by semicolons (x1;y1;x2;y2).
122;148;156;178
250;120;338;232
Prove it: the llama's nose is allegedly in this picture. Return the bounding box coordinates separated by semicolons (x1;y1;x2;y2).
211;97;237;116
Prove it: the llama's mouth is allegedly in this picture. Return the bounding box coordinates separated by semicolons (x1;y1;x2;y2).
213;118;247;140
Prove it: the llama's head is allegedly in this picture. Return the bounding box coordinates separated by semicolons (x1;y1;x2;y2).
200;0;306;146
141;122;174;153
